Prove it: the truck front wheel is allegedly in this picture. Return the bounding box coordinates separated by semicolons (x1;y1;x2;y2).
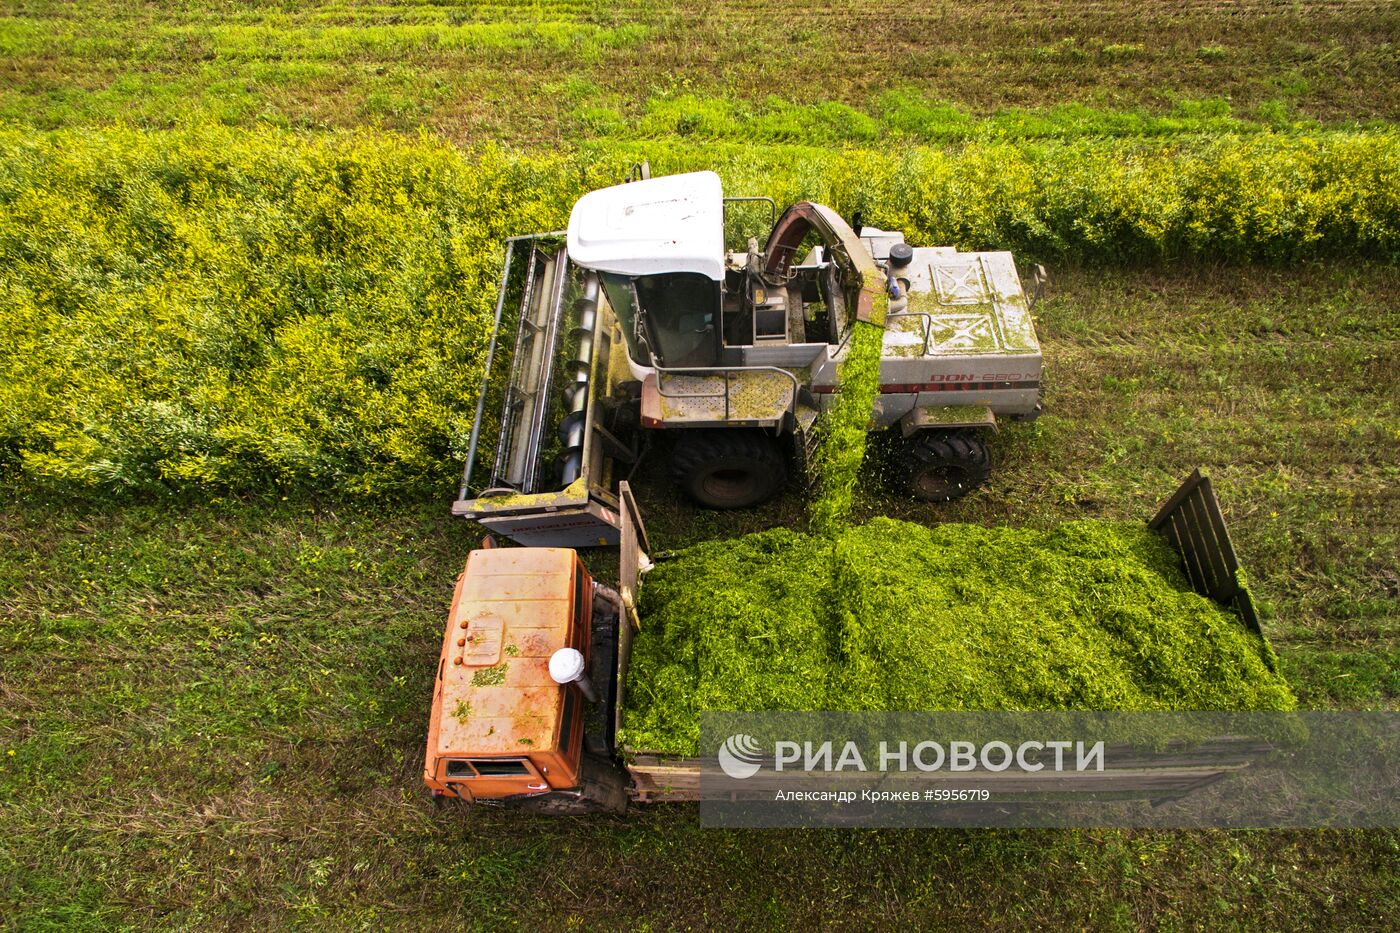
670;430;786;509
900;430;990;501
516;754;629;816
517;791;612;816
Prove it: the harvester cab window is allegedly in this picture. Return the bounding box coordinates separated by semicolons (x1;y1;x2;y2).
600;274;647;366
632;273;721;368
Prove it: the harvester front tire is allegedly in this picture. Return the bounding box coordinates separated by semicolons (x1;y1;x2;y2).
901;431;990;501
670;430;786;509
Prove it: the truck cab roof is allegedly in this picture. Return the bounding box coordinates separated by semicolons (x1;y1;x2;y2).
566;170;725;281
432;547;584;758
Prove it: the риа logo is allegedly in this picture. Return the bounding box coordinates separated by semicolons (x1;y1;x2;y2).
717;734;764;779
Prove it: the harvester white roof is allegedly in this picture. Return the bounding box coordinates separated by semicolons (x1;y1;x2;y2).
566;171;725;281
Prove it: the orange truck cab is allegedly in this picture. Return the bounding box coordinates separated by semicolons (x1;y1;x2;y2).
424;544;628;812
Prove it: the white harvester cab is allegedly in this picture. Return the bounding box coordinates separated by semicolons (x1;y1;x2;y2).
455;170;1045;546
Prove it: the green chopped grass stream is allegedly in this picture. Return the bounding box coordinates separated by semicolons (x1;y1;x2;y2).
809;315;887;537
622;518;1294;756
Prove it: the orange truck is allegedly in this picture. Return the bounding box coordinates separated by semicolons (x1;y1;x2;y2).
422;487;650;814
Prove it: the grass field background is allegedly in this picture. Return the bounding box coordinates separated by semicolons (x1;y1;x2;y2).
1;0;1399;928
4;1;1398;139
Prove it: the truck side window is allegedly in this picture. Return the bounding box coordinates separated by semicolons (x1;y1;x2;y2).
468;759;531;776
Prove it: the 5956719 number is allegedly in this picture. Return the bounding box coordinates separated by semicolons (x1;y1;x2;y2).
927;788;991;802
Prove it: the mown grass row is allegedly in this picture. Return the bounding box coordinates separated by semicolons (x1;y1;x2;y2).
1;123;1397;496
585;93;1347;146
4;0;1396;137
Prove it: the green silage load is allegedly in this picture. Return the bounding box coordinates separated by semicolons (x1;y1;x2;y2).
622;518;1294;756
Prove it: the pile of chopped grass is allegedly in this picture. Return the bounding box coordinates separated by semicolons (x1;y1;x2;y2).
622;518;1294;756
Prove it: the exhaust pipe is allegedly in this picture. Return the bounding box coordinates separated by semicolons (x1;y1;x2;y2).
549;648;598;702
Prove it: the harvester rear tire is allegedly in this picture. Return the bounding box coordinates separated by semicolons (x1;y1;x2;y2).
901;430;990;501
670;430;786;509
